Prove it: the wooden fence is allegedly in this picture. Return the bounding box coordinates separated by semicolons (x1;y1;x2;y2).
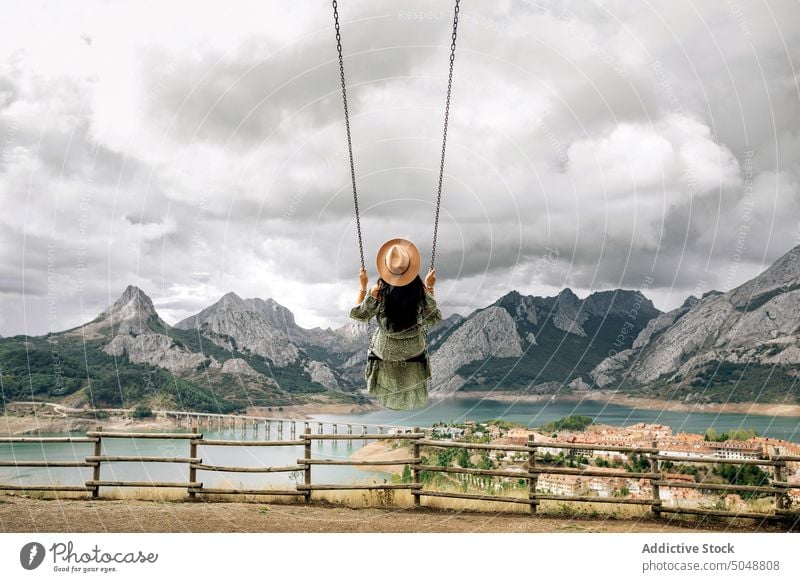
1;427;798;522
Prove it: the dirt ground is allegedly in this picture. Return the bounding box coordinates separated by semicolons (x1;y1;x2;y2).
1;496;795;533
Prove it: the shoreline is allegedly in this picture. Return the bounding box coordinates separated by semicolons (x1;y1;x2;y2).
0;401;382;436
430;390;800;418
3;390;799;436
349;440;410;475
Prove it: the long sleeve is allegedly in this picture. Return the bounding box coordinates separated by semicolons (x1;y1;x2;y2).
349;293;380;322
419;292;443;328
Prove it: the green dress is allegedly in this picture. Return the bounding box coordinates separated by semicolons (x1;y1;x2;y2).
349;292;443;410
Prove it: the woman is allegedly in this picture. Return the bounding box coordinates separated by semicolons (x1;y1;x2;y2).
350;238;442;410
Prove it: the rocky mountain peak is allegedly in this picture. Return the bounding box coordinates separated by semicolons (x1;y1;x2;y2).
174;292;307;367
114;284;158;314
558;287;579;300
89;285;162;334
250;297;297;327
583;289;659;320
589;244;800;391
220;291;244;305
552;287;587;336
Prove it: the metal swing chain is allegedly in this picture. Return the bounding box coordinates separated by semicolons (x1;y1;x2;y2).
430;0;460;273
332;0;365;270
332;0;461;273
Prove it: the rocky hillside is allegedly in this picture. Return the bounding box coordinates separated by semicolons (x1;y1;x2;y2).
4;244;798;411
174;291;367;390
429;288;660;396
0;286;368;413
590;245;800;403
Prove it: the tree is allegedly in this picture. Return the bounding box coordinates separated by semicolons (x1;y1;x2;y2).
541;415;594;432
477;454;493;470
712;463;770;498
456;448;472;468
626;453;651;473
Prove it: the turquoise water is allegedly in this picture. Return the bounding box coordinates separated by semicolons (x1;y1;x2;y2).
2;397;799;490
312;397;800;442
0;424;391;490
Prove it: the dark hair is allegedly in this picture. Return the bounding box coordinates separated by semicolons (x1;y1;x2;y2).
377;275;426;332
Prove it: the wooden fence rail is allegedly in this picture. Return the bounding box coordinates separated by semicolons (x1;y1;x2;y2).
1;426;798;522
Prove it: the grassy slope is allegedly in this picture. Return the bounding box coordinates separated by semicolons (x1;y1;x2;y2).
0;332;243;412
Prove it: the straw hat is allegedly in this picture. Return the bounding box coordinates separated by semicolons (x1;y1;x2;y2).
376;238;421;287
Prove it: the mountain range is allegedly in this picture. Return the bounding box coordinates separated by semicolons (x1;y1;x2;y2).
590;244;800;403
1;244;798;412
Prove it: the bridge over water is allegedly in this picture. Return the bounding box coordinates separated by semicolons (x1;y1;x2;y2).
157;410;414;439
9;402;413;437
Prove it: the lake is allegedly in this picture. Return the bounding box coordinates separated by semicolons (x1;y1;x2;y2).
312;397;800;441
2;397;799;491
0;425;391;492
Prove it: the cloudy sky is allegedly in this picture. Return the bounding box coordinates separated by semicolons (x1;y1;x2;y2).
1;0;799;336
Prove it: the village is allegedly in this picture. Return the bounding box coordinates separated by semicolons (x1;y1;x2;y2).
413;418;800;510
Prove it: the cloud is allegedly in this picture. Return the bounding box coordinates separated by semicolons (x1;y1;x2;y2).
1;0;799;336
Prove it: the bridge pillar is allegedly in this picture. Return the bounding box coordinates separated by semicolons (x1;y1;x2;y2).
347;424;353;434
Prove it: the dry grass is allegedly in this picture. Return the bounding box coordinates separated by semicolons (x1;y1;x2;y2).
0;476;790;528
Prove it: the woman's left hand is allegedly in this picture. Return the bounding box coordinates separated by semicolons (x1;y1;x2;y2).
359;267;368;288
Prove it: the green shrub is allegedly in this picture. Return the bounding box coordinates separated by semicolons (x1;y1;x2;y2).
541;415;594;432
132;405;154;418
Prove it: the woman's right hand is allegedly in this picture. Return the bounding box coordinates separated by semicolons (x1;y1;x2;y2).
424;268;436;289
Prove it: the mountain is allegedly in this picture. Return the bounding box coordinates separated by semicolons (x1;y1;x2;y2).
429;288;661;395
173;291;367;389
175;292;304;367
0;286;368;414
70;284;209;373
4;245;799;412
589;245;800;403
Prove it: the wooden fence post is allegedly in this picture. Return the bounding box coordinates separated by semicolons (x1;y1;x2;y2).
528;434;537;514
650;440;661;518
773;446;785;514
188;427;198;500
91;425;102;498
303;427;311;503
412;427;421;508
